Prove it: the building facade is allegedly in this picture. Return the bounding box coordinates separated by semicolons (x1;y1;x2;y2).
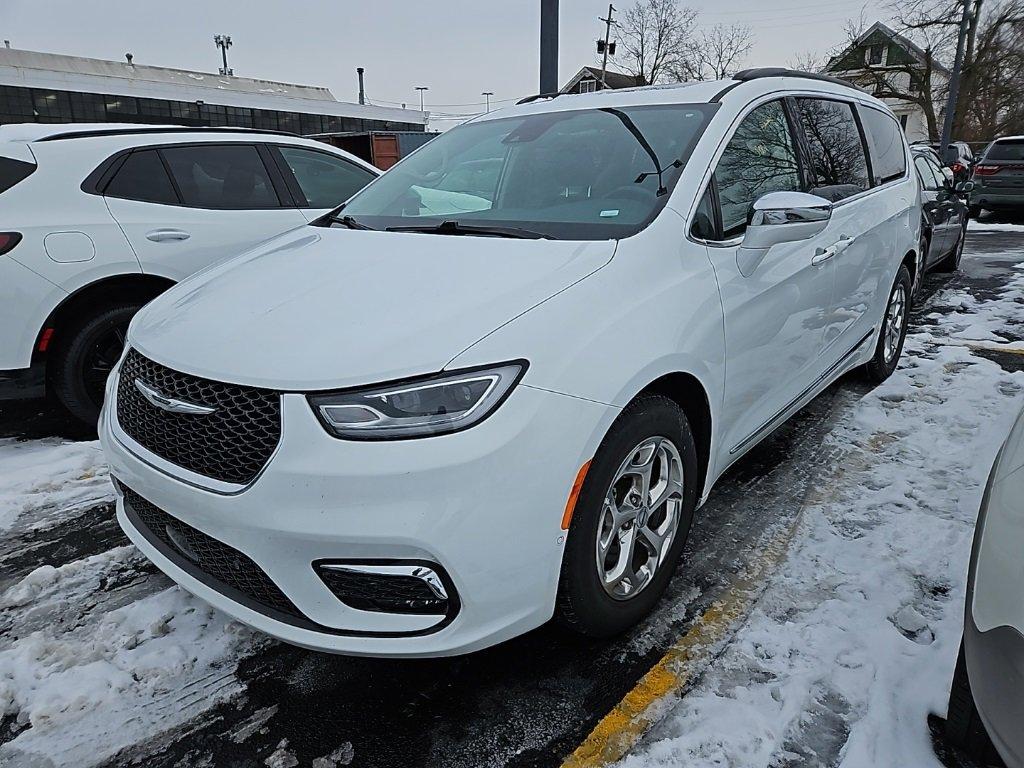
825;22;949;143
560;66;645;95
0;47;426;135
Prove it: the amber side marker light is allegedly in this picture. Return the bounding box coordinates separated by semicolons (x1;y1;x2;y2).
561;460;592;530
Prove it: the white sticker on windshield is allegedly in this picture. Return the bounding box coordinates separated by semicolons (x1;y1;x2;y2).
599;209;620;218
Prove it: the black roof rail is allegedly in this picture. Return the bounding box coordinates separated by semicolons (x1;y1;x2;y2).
515;92;563;105
34;126;302;142
731;68;863;92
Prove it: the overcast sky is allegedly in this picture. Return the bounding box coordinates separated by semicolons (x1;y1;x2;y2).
2;0;889;125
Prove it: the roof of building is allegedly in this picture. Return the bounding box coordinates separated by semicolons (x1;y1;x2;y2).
559;66;646;93
825;21;950;75
0;47;426;124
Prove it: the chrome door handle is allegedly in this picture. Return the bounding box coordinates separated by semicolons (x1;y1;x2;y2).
146;229;191;242
832;234;856;254
812;246;837;266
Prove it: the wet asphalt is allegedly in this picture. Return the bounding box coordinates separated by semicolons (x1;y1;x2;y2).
1;222;1022;768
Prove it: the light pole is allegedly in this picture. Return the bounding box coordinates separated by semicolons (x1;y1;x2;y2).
939;0;974;158
213;34;233;76
598;4;616;89
415;86;429;112
540;0;559;93
482;91;494;112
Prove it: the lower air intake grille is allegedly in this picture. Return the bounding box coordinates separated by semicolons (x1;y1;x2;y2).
316;565;452;615
121;485;306;623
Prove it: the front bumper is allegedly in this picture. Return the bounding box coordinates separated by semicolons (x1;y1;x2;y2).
963;460;1024;766
100;366;615;657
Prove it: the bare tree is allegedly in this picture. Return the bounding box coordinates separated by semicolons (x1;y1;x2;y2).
617;0;698;85
673;23;754;80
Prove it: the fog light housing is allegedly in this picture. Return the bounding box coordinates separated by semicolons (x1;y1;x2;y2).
314;561;458;616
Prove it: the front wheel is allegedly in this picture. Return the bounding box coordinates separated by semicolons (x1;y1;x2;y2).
51;303;139;426
946;641;1005;766
556;395;698;637
863;265;911;384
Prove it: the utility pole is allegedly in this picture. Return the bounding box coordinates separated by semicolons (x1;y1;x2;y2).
540;0;559;94
356;67;366;105
599;4;616;89
939;0;974;158
214;34;233;76
482;91;494;112
415;86;429;112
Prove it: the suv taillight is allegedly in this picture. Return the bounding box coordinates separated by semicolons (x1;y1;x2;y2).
951;161;966;175
0;232;22;256
973;164;1001;176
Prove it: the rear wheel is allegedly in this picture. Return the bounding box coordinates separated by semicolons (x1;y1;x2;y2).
556;395;698;637
51;303;139;426
946;641;1005;766
968;204;982;219
911;234;929;304
934;224;967;273
864;265;911;384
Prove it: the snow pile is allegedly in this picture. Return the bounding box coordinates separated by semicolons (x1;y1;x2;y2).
0;552;263;765
0;438;112;533
968;220;1024;233
620;276;1024;766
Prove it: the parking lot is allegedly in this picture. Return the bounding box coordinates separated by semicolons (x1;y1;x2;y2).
0;220;1019;768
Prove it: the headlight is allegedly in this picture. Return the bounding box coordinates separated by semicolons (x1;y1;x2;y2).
308;361;528;439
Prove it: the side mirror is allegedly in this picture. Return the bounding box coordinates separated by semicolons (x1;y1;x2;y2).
955;180;975;194
738;192;833;276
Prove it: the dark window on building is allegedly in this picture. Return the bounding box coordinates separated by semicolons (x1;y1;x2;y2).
300;113;324;135
69;91;107;121
277;146;377;207
104;150;179;204
278;112;301;134
0;86;34;123
867;44;885;65
161;144;280;208
170;101;201;123
252;109;280;131
32;90;72;122
859;106;907;185
795;98;870;202
713;99;802;238
104;95;138;117
225;106;253;128
139;98;172;118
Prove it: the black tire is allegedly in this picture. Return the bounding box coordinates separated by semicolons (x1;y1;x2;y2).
946;641;1006;766
911;234;929;305
556;394;699;638
934;224;967;273
51;303;139;426
968;204;982;219
863;265;911;384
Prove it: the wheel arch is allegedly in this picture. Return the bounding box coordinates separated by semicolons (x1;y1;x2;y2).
32;274;176;367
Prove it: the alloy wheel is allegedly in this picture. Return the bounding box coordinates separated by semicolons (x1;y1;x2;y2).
883;283;907;364
595;436;684;600
82;322;127;409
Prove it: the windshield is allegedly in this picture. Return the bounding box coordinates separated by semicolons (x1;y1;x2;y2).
335;103;717;240
986;139;1024;161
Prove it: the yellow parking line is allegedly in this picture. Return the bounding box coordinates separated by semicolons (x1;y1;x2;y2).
561;523;796;768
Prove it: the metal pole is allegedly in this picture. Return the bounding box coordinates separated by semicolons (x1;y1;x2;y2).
939;0;974;157
357;67;366;105
540;0;559;93
415;86;429;113
482;91;494;112
599;4;615;89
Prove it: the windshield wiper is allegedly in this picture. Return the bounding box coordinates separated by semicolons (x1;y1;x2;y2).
385;220;552;239
332;214;376;231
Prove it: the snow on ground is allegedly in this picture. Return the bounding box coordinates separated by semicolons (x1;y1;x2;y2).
619;265;1024;766
0;439;112;534
968;219;1024;233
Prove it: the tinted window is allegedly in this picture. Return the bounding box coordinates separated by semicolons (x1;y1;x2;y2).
277;147;377;208
690;185;717;240
105;150;178;205
714;100;802;238
859;106;907;184
161;145;280;209
796;98;870;201
0;156;36;195
914;156;942;191
340;104;717;240
986;139;1024;161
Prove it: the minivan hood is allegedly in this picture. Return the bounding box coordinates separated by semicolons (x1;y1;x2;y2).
130;228;615;390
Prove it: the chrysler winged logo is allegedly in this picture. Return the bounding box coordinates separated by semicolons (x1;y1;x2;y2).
134;379;217;416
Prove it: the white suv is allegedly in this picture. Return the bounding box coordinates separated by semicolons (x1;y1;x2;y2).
100;70;921;657
0;124;378;423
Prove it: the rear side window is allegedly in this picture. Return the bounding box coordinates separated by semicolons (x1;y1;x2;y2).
161;144;281;209
105;150;178;205
0;156;36;195
914;156;942;191
277;146;377;208
986;139;1024;161
713;99;803;238
859;106;907;185
795;98;870;201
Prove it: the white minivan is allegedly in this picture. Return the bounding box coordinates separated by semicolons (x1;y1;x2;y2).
100;70;921;657
0;124;378;423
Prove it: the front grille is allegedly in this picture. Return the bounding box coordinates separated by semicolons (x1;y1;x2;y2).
116;349;281;485
317;566;451;615
121;485;306;622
